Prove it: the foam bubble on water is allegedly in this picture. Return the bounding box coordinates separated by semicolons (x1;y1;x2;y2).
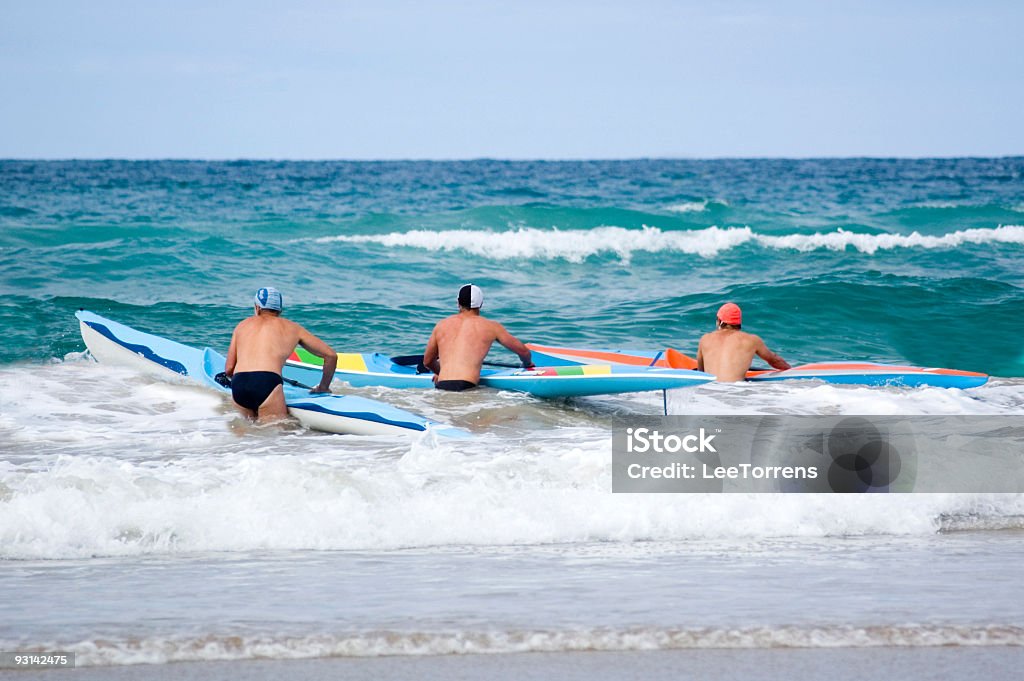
0;361;229;451
760;225;1024;255
666;379;1023;416
303;225;1024;261
2;363;1022;559
14;624;1023;666
914;201;970;209
4;427;1024;558
664;200;709;213
309;225;755;262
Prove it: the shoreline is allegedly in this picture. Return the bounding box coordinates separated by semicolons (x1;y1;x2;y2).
4;647;1023;681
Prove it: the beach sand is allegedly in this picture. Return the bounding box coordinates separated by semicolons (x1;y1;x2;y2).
4;647;1023;681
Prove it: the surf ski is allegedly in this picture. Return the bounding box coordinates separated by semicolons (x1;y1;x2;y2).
284;348;715;398
525;343;989;389
76;310;469;437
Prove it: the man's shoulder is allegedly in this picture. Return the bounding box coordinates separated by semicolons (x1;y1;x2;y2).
735;331;764;347
278;316;306;335
248;314;302;333
482;316;509;335
233;316;255;332
435;314;460;327
429;316;453;336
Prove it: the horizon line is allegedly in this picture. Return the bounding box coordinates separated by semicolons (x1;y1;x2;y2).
2;154;1023;163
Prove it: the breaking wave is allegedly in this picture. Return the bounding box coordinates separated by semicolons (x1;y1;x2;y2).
305;225;1024;262
664;199;729;213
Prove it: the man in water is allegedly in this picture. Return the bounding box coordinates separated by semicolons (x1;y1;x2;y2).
225;287;337;421
422;284;534;391
696;302;790;382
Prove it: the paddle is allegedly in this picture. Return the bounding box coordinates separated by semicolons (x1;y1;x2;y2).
282;376;316;390
390;354;526;370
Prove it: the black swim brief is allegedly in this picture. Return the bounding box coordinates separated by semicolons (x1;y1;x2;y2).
435;379;478;392
231;371;284;411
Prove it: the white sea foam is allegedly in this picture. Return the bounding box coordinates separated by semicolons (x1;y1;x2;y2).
666;379;1024;416
6;453;1020;558
4;362;1023;557
664;200;710;213
305;225;1024;261
16;624;1024;666
914;201;969;209
760;225;1024;255
2;361;1023;559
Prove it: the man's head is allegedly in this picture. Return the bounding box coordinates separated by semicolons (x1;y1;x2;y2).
458;284;483;311
716;302;741;329
254;286;283;314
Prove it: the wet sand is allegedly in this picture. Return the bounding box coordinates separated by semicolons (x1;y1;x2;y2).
4;647;1023;681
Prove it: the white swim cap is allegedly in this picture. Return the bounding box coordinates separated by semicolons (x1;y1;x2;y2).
254;287;283;311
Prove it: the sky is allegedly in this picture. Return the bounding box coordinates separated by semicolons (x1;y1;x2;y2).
1;0;1022;159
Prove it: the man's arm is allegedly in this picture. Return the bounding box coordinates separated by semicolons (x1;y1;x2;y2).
754;337;791;371
695;338;705;372
225;326;240;377
494;323;533;368
297;327;337;393
422;327;441;375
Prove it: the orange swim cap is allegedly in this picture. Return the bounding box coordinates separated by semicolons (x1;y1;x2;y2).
717;302;742;325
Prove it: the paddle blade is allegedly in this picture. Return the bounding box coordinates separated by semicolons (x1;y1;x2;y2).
665;348;698;370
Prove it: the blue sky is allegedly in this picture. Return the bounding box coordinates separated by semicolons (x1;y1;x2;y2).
2;0;1021;159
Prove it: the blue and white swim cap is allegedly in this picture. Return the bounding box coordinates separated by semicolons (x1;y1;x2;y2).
254;287;283;311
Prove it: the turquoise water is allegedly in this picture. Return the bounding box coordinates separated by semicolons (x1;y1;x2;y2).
2;158;1023;374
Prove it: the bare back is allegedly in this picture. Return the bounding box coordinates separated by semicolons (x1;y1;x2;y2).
226;312;336;391
229;315;307;374
697;329;790;382
424;312;530;383
224;310;337;421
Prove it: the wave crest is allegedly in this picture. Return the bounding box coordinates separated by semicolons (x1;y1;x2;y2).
305;225;1024;262
663;199;731;213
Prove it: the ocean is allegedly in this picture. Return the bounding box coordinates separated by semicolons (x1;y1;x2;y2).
1;159;1023;676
